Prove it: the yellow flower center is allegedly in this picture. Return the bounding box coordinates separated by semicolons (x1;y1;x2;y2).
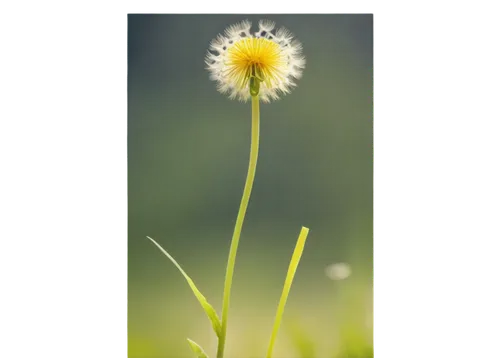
225;38;286;95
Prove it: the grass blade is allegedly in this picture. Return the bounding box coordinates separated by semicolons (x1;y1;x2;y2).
266;226;310;358
147;236;222;337
187;338;209;358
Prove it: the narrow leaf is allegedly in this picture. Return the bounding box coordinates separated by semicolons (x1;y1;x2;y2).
147;236;222;337
186;338;209;358
266;226;310;358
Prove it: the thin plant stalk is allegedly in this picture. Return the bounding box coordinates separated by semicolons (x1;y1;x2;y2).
266;227;310;358
217;95;260;358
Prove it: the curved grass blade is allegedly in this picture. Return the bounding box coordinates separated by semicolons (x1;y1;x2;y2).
147;236;222;336
187;338;209;358
266;227;310;358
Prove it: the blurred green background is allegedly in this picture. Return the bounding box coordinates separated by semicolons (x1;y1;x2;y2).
128;14;373;358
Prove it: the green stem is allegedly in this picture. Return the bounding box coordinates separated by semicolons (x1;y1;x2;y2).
217;95;260;358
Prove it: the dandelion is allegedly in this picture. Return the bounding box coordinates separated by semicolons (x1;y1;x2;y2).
148;19;309;358
207;20;307;358
206;20;305;102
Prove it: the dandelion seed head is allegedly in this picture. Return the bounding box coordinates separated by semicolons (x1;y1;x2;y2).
206;20;306;102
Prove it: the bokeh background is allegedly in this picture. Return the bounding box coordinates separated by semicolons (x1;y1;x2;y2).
128;14;373;358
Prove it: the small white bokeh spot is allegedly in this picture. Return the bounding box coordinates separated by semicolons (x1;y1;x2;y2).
325;262;351;281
